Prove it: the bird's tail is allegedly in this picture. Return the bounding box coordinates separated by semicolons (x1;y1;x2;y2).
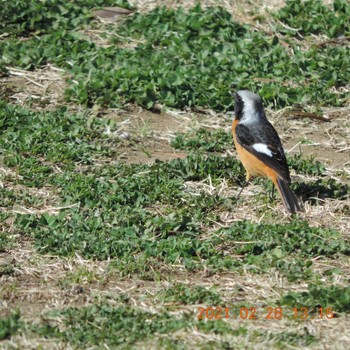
274;176;302;214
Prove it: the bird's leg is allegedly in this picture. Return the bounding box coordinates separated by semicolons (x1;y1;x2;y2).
269;184;276;202
236;173;251;201
237;180;249;200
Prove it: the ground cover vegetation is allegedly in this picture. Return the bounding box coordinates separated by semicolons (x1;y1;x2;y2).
0;0;349;348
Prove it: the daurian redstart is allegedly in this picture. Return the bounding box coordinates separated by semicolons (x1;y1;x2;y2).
232;90;301;213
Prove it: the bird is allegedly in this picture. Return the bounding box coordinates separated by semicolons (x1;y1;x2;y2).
231;90;301;213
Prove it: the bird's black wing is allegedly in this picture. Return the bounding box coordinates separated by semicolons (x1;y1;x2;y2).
235;122;291;182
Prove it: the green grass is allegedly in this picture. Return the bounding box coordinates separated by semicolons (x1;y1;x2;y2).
1;5;349;110
33;301;316;349
0;232;11;253
57;267;99;289
14;204;350;281
0;263;16;277
268;331;316;349
0;0;133;36
5;162;344;284
0;101;115;168
217;220;350;281
171;128;233;152
1;2;350;348
0;298;316;348
0;311;21;341
37;303;226;348
0;100;346;282
288;154;325;176
155;283;223;305
280;285;350;313
274;0;350;38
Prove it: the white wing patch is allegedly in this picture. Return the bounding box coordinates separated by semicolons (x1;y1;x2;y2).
252;143;273;157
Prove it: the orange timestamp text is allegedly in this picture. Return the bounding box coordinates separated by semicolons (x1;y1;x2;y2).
197;306;334;320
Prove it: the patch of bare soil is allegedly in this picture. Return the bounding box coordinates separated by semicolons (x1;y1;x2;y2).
118;139;187;164
2;239;350;349
131;0;286;23
273;106;350;170
0;66;67;111
104;107;195;163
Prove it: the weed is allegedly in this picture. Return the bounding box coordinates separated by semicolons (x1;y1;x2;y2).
0;101;346;284
0;0;133;36
0;263;15;277
280;285;350;313
0;102;116;172
1;6;349;110
0;310;21;340
156;283;223;305
0;3;349;347
274;0;350;38
288;154;325;176
0;232;12;253
218;220;350;281
268;331;316;348
38;304;194;348
171;129;327;176
171;128;233;152
58;267;99;289
36;302;316;349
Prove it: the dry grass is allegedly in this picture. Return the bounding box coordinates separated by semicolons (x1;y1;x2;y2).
1;95;349;347
2;92;349;349
1;66;67;111
132;0;286;18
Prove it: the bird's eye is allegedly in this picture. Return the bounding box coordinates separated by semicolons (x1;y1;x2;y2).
237;95;242;102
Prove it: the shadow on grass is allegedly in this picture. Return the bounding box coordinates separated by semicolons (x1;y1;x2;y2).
295;179;349;204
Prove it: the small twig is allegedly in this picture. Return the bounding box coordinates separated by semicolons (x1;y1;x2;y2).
274;18;303;33
336;146;350;153
8;70;46;88
12;203;79;215
46;64;65;72
317;36;350;48
286;141;302;154
286;111;331;122
24;77;46;88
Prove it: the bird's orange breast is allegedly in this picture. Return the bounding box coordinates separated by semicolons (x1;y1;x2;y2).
232;119;278;182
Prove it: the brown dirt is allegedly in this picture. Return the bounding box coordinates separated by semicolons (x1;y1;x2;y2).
272;107;350;170
0;66;67;111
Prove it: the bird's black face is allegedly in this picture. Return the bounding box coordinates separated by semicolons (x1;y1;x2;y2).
234;93;244;120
